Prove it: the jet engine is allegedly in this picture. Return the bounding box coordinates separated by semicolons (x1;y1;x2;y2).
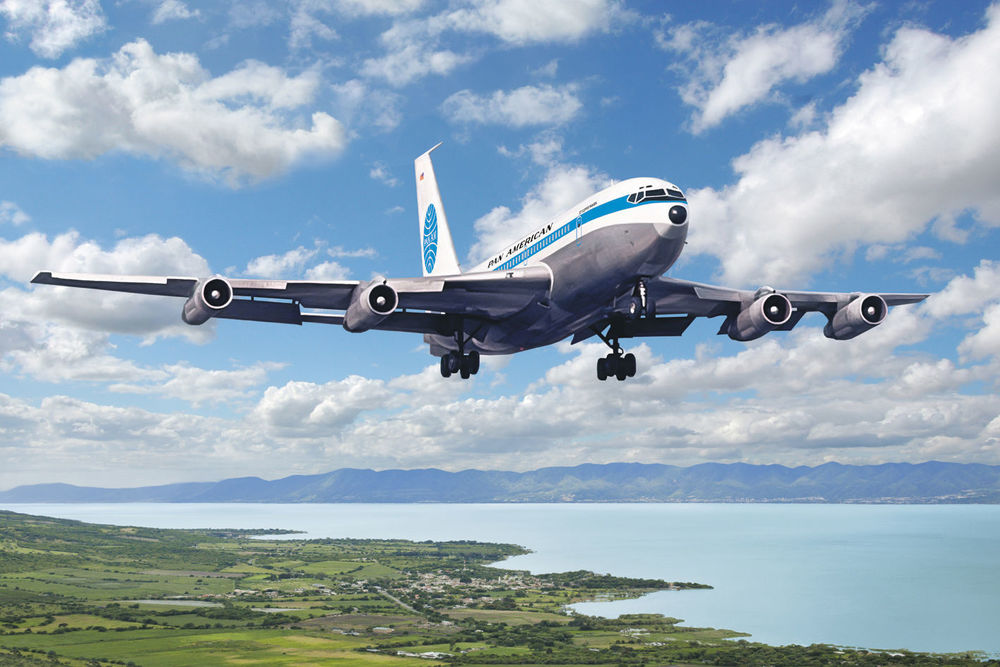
727;290;792;341
824;294;887;340
182;277;233;325
343;278;398;332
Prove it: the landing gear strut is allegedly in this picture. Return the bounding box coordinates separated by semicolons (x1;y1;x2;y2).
593;320;637;382
439;325;481;379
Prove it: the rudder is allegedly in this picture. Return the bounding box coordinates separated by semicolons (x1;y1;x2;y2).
415;143;461;277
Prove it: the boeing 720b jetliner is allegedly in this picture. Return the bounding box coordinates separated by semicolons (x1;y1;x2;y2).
32;145;928;381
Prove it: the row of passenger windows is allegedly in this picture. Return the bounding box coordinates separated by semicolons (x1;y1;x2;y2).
627;187;684;204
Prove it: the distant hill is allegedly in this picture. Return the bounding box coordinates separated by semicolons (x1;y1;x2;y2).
3;462;1000;503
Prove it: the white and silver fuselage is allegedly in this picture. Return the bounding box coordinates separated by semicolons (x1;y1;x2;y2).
427;178;689;355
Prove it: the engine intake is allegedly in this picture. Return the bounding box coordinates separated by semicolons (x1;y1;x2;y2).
728;291;792;341
824;294;887;340
182;277;233;325
343;278;398;332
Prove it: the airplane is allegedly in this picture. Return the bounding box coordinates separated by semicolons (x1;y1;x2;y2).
32;144;928;382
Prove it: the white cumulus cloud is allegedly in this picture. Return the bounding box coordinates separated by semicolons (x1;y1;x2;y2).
151;0;198;24
449;0;627;45
442;84;582;127
360;40;472;87
0;0;105;58
0;40;347;184
244;246;320;278
361;0;628;86
684;4;1000;287
0;200;29;225
661;0;868;132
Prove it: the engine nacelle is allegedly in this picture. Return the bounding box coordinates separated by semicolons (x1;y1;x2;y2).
343;278;398;332
728;291;792;341
182;277;233;325
824;294;887;340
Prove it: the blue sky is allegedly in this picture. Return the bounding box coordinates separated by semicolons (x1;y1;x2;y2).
1;0;998;489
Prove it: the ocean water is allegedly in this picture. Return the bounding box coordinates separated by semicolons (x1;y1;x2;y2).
3;502;998;655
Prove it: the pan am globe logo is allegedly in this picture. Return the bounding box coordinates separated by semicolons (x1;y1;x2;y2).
422;203;438;273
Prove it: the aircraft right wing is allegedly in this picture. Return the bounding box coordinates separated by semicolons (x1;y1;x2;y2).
30;265;552;334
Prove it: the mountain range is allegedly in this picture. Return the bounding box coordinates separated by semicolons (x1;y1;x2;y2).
2;462;1000;503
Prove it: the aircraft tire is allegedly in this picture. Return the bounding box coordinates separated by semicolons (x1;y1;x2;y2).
447;351;461;374
616;364;628;381
597;358;608;381
624;353;636;377
460;356;471;379
440;355;451;378
468;350;480;375
605;354;617;376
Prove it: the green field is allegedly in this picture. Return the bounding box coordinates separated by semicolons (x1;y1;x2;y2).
1;510;994;666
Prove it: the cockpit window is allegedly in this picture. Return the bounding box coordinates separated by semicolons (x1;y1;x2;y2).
628;187;685;204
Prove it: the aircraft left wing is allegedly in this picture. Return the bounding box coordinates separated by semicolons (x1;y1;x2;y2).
646;276;928;341
30;266;551;332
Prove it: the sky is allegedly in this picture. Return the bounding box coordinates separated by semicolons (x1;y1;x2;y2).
1;0;999;489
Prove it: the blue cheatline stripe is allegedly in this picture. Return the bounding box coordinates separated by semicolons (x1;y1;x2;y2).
491;195;686;272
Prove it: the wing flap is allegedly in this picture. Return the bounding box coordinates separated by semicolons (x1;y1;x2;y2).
230;279;359;310
216;299;303;325
619;316;696;338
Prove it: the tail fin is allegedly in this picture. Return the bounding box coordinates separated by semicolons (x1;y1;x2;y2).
415;143;461;277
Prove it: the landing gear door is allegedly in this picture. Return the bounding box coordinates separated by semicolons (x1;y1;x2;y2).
575;215;582;245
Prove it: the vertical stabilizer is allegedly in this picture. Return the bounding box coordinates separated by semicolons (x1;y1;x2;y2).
415;143;462;277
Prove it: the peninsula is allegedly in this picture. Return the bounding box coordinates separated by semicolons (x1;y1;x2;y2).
0;510;991;665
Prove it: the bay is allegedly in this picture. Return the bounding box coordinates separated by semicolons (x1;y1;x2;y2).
3;502;998;655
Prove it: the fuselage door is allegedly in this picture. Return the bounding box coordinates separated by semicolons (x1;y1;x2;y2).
575;215;583;245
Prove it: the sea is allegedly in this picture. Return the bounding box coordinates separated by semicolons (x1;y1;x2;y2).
3;502;998;656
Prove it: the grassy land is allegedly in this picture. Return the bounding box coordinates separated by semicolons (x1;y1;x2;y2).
1;509;995;667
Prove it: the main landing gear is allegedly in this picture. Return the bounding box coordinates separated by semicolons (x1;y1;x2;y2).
594;280;645;382
440;349;480;379
596;340;636;382
439;325;481;379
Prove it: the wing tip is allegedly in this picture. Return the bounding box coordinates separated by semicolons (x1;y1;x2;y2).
30;271;52;284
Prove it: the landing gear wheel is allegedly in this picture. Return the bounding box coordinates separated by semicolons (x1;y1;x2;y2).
624;353;636;378
593;321;639;382
446;351;461;374
442;350;480;380
605;353;617;377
